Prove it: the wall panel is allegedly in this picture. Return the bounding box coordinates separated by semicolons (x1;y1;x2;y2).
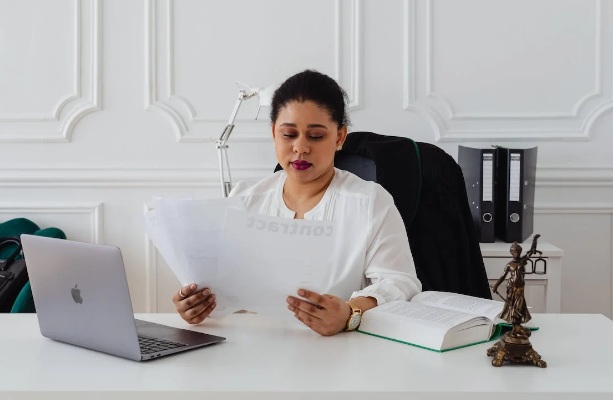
0;0;612;317
405;0;613;141
0;0;100;141
145;0;362;142
0;202;103;243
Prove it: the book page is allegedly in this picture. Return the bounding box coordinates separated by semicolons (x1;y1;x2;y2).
371;301;480;329
411;291;503;321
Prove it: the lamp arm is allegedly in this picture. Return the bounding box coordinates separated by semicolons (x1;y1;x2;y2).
217;142;232;197
216;122;235;197
218;94;244;145
216;92;248;197
216;86;261;197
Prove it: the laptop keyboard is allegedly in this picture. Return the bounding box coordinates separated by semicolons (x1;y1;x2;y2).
138;336;187;354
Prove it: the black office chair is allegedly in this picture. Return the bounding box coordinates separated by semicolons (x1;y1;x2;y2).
332;153;377;182
275;131;491;299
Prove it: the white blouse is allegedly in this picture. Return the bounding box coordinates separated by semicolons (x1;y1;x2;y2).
229;168;422;305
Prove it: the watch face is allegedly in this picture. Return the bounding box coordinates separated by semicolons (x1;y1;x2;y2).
347;314;362;330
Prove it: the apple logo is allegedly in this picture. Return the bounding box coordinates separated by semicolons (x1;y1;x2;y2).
71;284;83;304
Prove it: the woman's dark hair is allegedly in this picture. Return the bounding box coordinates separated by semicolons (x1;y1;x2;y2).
270;69;350;128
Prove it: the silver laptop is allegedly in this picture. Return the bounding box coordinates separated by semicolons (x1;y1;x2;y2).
21;234;225;361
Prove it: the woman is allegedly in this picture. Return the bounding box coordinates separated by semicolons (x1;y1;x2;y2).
173;70;421;336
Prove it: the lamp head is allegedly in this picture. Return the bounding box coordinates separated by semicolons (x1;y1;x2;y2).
256;86;274;107
218;80;273;197
235;81;259;100
235;81;273;109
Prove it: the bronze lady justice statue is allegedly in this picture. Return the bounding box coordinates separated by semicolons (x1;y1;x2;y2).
487;234;547;367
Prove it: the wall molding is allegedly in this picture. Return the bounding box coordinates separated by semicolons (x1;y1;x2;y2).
0;167;269;187
339;0;363;110
0;0;101;142
403;0;613;141
1;165;612;188
423;0;605;121
145;0;362;142
144;202;158;313
535;203;613;315
403;0;417;108
536;202;613;212
537;166;613;187
144;236;160;313
0;201;104;243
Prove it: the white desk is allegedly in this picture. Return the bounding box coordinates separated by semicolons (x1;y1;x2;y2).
1;313;611;399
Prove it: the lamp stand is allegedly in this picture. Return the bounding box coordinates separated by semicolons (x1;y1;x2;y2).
216;85;259;197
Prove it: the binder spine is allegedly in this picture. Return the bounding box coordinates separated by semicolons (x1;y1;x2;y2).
521;148;537;242
458;146;496;243
506;151;524;242
495;147;537;243
480;152;495;242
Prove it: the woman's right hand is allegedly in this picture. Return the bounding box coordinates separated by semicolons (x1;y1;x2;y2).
172;283;216;324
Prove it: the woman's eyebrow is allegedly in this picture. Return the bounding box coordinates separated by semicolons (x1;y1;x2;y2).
278;123;328;129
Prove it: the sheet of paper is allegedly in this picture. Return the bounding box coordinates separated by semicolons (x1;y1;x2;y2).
145;198;338;321
216;209;337;321
143;196;246;317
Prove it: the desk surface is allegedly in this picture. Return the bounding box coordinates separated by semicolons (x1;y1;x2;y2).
1;313;612;400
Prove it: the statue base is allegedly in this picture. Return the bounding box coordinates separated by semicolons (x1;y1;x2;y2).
487;326;547;368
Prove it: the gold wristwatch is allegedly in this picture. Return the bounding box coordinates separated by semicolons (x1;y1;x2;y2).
344;301;362;331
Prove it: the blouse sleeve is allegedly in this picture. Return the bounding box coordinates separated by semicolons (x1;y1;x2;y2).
350;188;422;304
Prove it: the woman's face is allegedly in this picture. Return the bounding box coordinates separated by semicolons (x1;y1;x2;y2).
272;100;347;185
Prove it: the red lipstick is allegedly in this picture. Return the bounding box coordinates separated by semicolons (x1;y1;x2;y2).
290;160;312;171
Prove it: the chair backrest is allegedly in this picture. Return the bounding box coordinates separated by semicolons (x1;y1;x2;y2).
324;132;491;299
0;220;68;313
405;140;491;299
274;153;377;182
333;153;377;182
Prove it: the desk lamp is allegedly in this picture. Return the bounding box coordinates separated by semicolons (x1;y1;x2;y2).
217;82;273;197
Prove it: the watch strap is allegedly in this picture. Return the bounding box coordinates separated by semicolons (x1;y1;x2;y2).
344;301;362;331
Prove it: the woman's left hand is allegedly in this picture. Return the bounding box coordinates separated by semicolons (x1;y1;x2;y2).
286;289;351;336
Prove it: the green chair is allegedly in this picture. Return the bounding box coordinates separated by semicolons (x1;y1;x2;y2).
10;227;66;313
10;281;35;313
1;218;39;312
0;218;39;259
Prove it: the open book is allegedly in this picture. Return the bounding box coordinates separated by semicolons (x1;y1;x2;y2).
357;291;507;352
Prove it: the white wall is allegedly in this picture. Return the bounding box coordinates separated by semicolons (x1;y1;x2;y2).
1;0;611;317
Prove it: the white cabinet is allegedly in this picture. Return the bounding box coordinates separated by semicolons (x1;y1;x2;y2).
480;242;563;313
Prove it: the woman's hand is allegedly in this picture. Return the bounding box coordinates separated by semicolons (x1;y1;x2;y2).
172;283;216;324
286;289;351;336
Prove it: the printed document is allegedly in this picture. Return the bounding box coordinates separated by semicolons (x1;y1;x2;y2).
144;198;336;320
